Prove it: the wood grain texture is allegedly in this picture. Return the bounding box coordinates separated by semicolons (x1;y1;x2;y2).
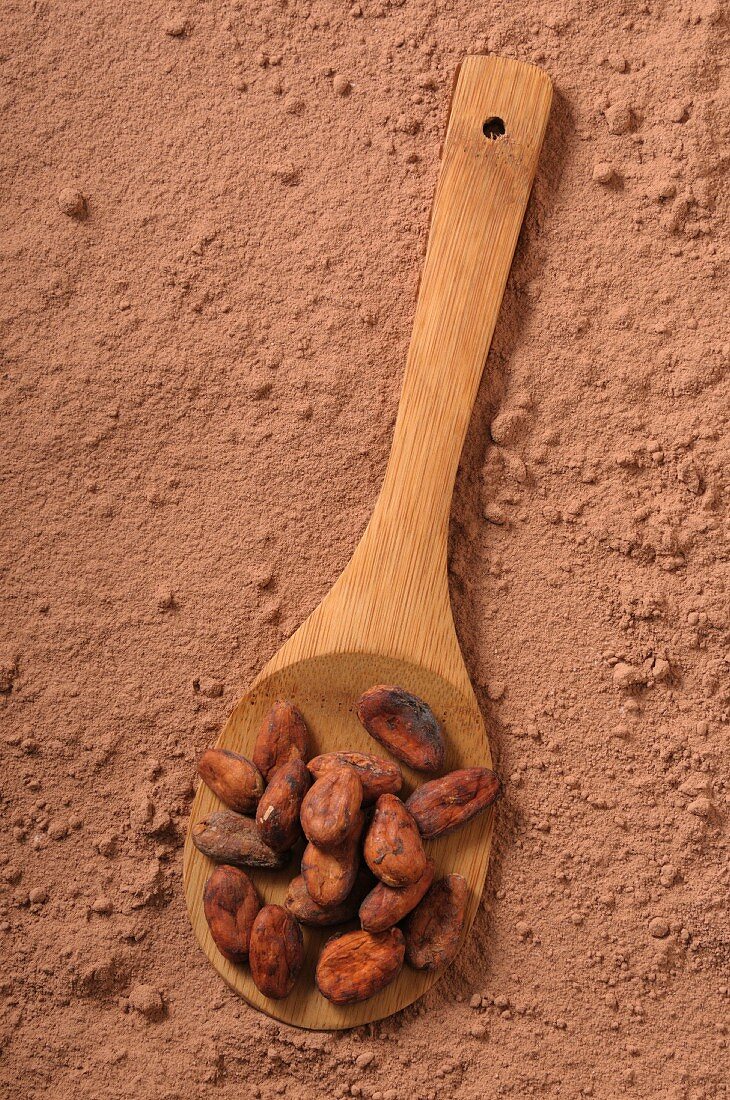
183;54;551;1029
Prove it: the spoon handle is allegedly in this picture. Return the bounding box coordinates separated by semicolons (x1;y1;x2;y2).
370;56;552;576
293;57;551;676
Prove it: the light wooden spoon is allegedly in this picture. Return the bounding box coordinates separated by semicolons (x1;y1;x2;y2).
183;54;551;1030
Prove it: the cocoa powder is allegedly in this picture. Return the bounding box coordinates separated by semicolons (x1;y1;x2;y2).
3;3;728;1094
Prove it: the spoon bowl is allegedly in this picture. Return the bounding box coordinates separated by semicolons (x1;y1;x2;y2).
184;652;492;1028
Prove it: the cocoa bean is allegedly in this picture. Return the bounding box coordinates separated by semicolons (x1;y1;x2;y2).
198;748;264;813
252;700;309;780
192;810;288;869
301;812;364;908
359;859;434;933
203;865;260;963
404;873;468;971
316;927;405;1005
405;768;501;838
284;870;371;927
356;685;444;772
256;756;310;852
363;793;427;887
249;904;304;999
308;751;402;802
300;767;363;850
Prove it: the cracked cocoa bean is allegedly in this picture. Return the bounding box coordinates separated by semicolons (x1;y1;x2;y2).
192;810;288;869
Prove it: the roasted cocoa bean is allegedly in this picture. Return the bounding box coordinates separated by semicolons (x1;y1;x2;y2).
405;768;501;838
301;812;364;908
203;865;260;963
248;904;304;999
192;810;288;869
198;748;264;814
404;873;468;971
307;751;402;802
252;700;309;780
363;793;427;887
284;871;371;927
300;767;363;850
256;756;310;852
359;859;434;933
356;685;444;772
316;927;405;1005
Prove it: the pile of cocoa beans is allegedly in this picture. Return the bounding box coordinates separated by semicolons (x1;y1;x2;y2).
193;685;500;1005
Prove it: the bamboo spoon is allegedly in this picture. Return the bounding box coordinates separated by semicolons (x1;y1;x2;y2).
183;54;552;1030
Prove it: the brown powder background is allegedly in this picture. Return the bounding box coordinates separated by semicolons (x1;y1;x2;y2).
1;1;729;1097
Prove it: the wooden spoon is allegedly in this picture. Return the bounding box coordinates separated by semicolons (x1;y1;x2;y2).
183;54;552;1029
